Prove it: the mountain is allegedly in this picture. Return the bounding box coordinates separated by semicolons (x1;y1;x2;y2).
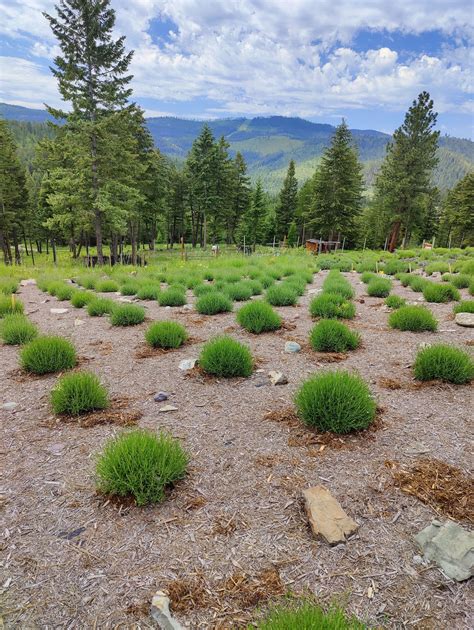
2;102;473;192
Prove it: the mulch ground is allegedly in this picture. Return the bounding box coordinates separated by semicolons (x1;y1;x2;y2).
1;271;473;629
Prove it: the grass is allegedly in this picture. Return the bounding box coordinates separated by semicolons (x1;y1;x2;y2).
51;371;109;415
20;336;77;374
71;290;94;308
194;283;216;297
136;283;161;300
0;278;19;295
0;295;24;317
120;280;141;296
53;283;76;301
253;601;366;629
96;279;119;292
110;304;145;326
453;300;474;314
384;295;406;309
265;284;298;306
413;344;474;384
422;282;460;303
95;429;189;506
309;320;360;352
158;288;187;307
195;292;233;315
0;314;38;345
237;300;282;334
408;276;428;292
360;271;376;284
87;297;116;316
388;306;437;332
199;336;253;377
224;282;253;302
322;271;354;299
76;274;98;290
442;273;471;289
309;293;355;319
145;321;188;348
426;262;450;276
294;370;376;433
367;277;392;297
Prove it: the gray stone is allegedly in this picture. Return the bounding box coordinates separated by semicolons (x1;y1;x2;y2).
20;278;37;287
415;520;474;581
150;591;185;630
302;485;359;545
74;318;85;327
284;341;301;353
181;304;193;311
154;392;169;402
50;308;68;314
268;370;288;385
2;402;18;411
179;359;197;371
455;312;474;328
118;296;135;303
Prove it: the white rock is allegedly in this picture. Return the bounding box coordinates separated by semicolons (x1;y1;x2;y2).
118;296;135;303
179;359;197;371
2;402;18;411
50;308;68;314
455;312;474;328
159;405;178;413
74;319;85;327
20;278;37;287
150;591;185;630
181;304;193;311
268;370;288;385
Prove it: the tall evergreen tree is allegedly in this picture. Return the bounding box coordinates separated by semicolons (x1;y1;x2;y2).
310;119;363;243
373;92;439;251
238;179;267;250
438;173;474;247
227;152;251;244
0;120;28;264
44;0;135;263
276;160;298;240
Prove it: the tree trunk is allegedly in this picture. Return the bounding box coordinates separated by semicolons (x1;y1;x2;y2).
0;230;12;265
51;238;57;265
388;220;401;252
13;232;21;264
30;240;35;266
111;234;118;264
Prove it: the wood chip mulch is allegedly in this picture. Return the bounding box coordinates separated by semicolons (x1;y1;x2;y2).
264;406;383;453
166;566;284;618
386;458;474;523
135;336;203;359
42;397;142;428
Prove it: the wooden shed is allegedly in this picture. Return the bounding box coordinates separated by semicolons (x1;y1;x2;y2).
306;239;341;254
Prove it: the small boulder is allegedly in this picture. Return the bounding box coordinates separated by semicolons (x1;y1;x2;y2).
154;392;169;403
20;278;37;287
159;405;178;413
302;485;358;545
284;341;301;353
74;318;85;327
415;520;474;581
150;590;184;630
2;402;18;411
455;312;474;328
118;296;135;303
50;308;68;315
179;359;197;371
268;371;288;385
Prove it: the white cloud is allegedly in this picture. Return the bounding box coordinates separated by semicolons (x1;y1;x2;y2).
0;0;472;125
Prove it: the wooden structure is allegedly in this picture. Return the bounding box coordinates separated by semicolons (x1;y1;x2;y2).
305;239;341;254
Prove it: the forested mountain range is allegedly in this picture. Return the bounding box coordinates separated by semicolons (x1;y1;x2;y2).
2;102;472;193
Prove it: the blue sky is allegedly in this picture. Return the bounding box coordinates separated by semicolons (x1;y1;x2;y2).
0;1;473;137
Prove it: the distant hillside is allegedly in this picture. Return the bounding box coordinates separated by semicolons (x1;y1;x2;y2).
2;102;473;192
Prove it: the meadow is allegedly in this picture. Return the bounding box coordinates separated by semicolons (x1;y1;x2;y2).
1;246;473;629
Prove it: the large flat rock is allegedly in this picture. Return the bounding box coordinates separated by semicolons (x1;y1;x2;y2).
302;485;358;545
415;520;474;581
455;312;474;327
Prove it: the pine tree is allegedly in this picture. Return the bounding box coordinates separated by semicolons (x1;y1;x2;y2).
438;173;474;247
0;120;28;264
238;179;267;250
44;0;135;263
310;120;363;243
373;92;439;251
227;152;251;244
276;160;298;240
287;221;297;247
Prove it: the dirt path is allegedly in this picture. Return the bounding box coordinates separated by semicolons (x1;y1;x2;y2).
1;272;473;628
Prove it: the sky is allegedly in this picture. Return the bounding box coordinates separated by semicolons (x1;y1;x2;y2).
0;0;473;137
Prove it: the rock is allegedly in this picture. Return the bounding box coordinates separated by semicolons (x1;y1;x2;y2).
268;370;288;385
403;442;430;456
181;304;193;311
179;359;197;371
2;402;18;411
159;405;178;413
418;342;431;350
302;485;359;545
150;590;184;630
455;312;474;328
415;520;474;581
284;341;301;353
118;296;135;303
20;278;36;287
154;392;169;402
74;318;85;327
50;308;68;314
255;380;268;388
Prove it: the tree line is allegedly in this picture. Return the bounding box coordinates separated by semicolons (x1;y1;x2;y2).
1;0;472;265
